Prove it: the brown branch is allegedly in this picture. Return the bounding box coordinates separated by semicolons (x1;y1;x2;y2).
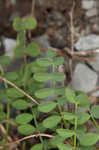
64;47;99;57
31;0;35;17
68;1;75;88
0;76;39;105
0;133;53;149
0;124;12;142
40;47;96;62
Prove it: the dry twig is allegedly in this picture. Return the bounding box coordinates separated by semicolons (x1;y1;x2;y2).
0;133;53;150
0;76;39;105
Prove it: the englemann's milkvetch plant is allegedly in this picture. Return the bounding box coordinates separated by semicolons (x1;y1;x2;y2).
33;49;99;150
0;16;99;150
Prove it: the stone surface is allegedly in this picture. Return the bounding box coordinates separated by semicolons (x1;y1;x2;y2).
71;63;98;94
2;37;17;58
75;34;99;51
82;0;95;10
86;8;98;18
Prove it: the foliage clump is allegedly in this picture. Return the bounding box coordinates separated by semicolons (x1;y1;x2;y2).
0;16;99;150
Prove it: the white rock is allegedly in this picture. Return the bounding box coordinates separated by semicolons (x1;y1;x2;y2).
75;34;99;51
10;0;16;5
86;8;98;17
82;0;95;9
72;63;98;93
2;37;17;58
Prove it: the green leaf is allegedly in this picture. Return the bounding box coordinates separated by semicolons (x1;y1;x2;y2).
37;123;46;133
43;115;61;129
13;17;25;31
77;125;87;133
30;144;43;150
79;146;96;150
17;31;26;45
76;93;90;109
0;112;6;121
22;65;31;86
36;58;52;67
26;42;40;57
54;57;64;65
70;112;90;125
0;56;11;65
65;88;76;103
46;49;57;58
7;88;24;98
5;72;18;81
58;143;72;150
34;73;51;82
62;112;75;120
14;45;25;58
0;90;8;102
91;105;99;119
35;88;54;99
18;124;35;135
55;86;65;96
38;102;57;113
16;113;33;124
79;133;99;146
52;72;65;82
25;17;37;30
12;99;29;110
76;112;90;125
57;97;67;106
30;61;47;73
56;129;75;139
49;136;65;148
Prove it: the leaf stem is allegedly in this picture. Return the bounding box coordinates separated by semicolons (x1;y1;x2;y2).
5;101;10;143
74;103;78;150
33;113;47;150
52;63;68;128
91;114;99;131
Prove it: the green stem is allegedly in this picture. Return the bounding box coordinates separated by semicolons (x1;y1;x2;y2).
52;63;69;128
5;101;10;143
0;65;10;143
74;103;78;150
33;113;46;150
0;65;4;75
91;114;99;131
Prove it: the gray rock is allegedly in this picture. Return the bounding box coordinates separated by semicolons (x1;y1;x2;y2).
48;11;65;26
75;34;99;51
34;34;50;48
86;8;98;18
82;0;95;10
2;37;17;58
71;63;98;94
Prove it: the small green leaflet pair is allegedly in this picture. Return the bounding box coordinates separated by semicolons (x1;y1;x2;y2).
13;16;40;58
15;113;35;135
13;16;37;31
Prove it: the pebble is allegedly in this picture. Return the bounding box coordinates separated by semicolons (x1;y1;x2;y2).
75;34;99;51
82;0;95;10
71;63;98;94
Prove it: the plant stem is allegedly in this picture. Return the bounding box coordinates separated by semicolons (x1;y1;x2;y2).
33;113;46;150
5;101;10;143
91;114;99;131
52;63;69;128
74;103;78;150
0;65;10;143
